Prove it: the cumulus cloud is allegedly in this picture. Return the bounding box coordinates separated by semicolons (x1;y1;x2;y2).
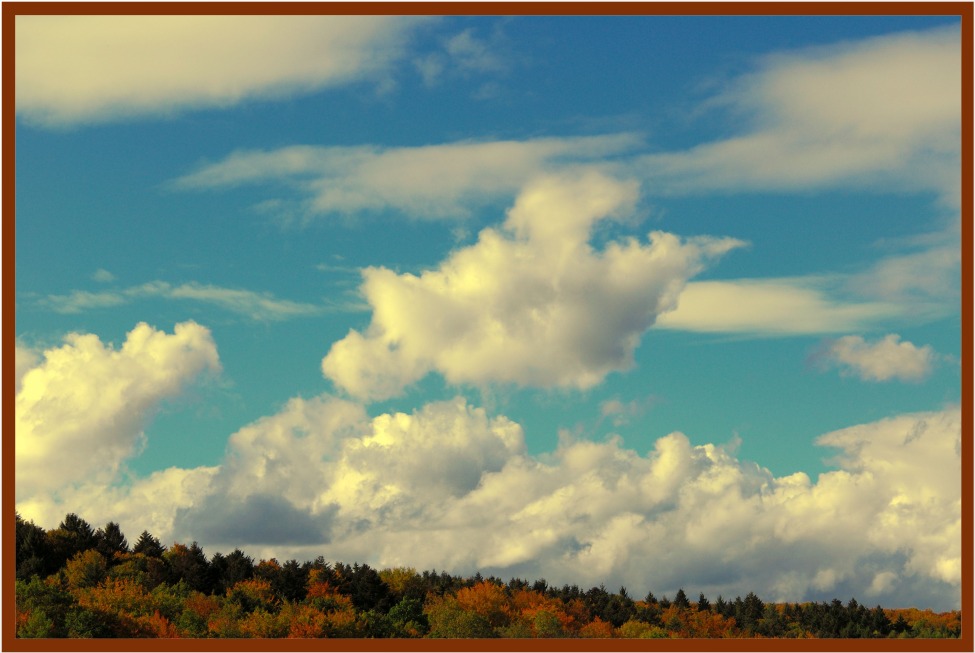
321;171;744;399
167;395;524;552
640;26;960;206
41;280;326;321
174;134;642;220
16;16;429;126
815;334;938;382
16;373;961;609
17;466;220;550
15;321;220;499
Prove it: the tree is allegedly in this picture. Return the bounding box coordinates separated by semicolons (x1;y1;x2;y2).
454;580;512;628
209;549;254;594
59;514;97;550
16;514;52;579
388;597;429;637
163;542;209;592
94;522;129;559
425;596;497;638
64;550;108;590
673;588;691;610
278;559;309;603
697;592;711;612
46;514;98;571
132;531;165;558
335;563;395;612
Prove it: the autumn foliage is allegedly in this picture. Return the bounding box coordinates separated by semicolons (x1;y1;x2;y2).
14;513;962;639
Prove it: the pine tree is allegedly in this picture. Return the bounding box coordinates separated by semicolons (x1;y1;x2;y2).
132;531;166;558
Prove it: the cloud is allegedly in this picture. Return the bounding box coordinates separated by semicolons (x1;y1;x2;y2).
639;26;960;206
169;395;526;552
814;334;938;382
654;278;909;335
846;242;960;308
16;16;429;126
414;27;507;87
17;465;220;550
178;494;332;547
173;134;642;220
15;322;220;500
41;280;325;321
91;268;116;283
14;342;42;395
321;171;744;399
24;393;957;610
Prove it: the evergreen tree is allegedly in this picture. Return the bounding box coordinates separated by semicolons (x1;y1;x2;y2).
59;514;96;550
673;588;691;610
697;592;711;612
132;531;166;558
94;522;129;559
16;514;52;579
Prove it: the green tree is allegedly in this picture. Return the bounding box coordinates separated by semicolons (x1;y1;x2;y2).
697;592;711;612
426;596;497;638
164;542;209;592
64;550;108;590
673;588;691;610
16;514;52;579
132;531;166;558
94;522;129;559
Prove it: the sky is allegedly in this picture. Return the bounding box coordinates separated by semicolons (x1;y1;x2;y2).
13;13;964;611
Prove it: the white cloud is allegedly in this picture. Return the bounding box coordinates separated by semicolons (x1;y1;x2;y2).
654;278;909;335
816;334;937;382
41;280;325;321
14;342;41;395
15;321;221;500
17;375;960;609
174;134;642;220
639;26;960;206
17;466;220;550
16;16;429;126
321;171;744;399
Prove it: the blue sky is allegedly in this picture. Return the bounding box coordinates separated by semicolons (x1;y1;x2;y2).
14;13;963;611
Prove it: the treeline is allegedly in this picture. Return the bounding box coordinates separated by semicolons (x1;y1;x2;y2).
15;513;961;639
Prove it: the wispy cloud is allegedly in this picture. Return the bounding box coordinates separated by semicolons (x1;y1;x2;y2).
41;281;332;321
16;16;430;127
654;277;921;336
414;26;509;88
173;134;643;220
638;26;960;207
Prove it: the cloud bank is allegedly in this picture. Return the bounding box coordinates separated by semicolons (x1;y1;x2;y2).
16;16;428;126
18;391;961;611
321;171;744;399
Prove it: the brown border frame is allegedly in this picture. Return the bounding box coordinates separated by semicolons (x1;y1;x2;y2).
2;3;972;652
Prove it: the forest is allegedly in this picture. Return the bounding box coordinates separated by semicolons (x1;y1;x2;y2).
14;513;962;639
